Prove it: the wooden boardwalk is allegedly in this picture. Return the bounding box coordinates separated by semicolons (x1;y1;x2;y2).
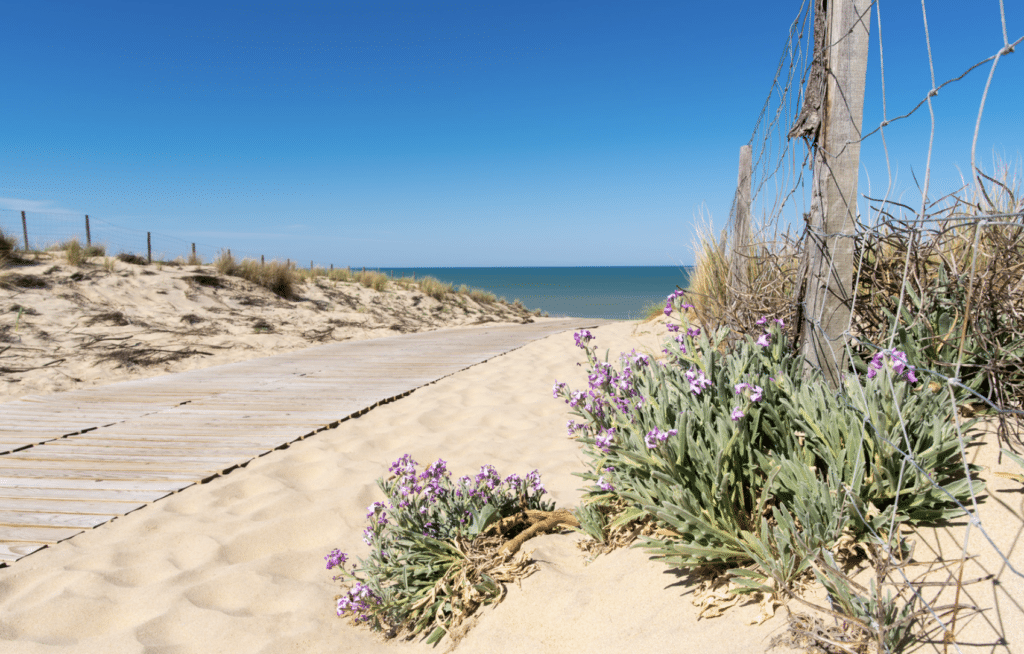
0;318;611;565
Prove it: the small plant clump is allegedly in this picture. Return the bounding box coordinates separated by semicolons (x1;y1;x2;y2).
554;289;984;654
327;456;557;645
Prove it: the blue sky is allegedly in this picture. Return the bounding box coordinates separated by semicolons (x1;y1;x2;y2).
1;1;1020;267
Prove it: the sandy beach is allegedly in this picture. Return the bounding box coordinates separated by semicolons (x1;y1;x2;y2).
0;260;1021;654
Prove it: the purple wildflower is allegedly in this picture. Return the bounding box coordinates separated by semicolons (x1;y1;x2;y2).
325;549;347;570
553;381;567;398
644;427;677;449
756;333;771;347
597;476;614;491
685;368;712;395
731;407;745;421
574;330;594;349
756;316;768;326
687;326;701;337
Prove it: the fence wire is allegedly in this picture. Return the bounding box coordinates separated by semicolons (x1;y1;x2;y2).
717;1;1023;652
0;210;316;268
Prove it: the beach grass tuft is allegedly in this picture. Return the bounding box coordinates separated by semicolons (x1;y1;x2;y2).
419;276;452;301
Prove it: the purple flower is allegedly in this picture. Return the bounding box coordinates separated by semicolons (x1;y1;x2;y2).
776;318;785;327
749;385;763;402
595;429;615;452
867;349;917;383
389;454;418;478
644;428;677;449
597;476;614;491
574;330;594;349
756;333;771;347
552;381;567;398
756;316;768;326
336;582;381;622
325;548;347;570
734;382;764;403
666;323;681;333
685;368;712;395
731;407;745;421
687;326;701;337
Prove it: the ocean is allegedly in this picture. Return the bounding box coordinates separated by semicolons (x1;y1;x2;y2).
373;266;692;320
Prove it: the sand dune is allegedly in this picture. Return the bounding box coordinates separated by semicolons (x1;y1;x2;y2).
0;253;539;401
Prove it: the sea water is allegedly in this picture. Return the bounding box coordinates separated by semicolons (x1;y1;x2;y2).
374;266;691;320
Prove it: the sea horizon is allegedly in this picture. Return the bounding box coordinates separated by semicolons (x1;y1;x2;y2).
368;265;692;321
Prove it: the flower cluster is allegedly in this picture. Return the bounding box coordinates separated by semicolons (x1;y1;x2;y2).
336;582;381;622
867;349;918;383
644;427;678;449
328;456;556;630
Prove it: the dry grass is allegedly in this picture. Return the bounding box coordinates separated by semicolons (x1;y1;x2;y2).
355;269;389;291
0;227;19;268
420;276;452;301
468;288;497;304
61;239;104;266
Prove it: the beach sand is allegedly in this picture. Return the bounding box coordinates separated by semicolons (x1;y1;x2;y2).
0;261;1021;653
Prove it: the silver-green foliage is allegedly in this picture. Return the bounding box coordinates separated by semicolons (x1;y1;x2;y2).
556;305;983;575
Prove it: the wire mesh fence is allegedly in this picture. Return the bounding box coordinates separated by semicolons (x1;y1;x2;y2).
704;0;1023;652
0;209;296;268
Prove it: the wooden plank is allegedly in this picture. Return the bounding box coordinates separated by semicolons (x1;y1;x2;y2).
0;467;207;481
0;511;114;529
61;438;283;450
33;445;270;458
5;452;242;467
0;542;47;561
0;478;191;492
0;498;146;515
0;526;83;543
0;487;170;502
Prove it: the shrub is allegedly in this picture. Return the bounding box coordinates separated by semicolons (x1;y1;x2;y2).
327;456;555;644
117;252;148;265
187;251;203;266
554;290;984;650
419;276;452;301
355;269;388;291
65;239;83;266
469;288;496;304
328;266;354;282
214;249;237;275
233;258;296;299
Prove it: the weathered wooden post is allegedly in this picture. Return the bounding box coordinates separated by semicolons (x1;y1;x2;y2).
21;211;28;251
261;254;265;266
794;0;871;388
147;232;152;263
191;243;196;259
85;215;91;246
729;144;753;297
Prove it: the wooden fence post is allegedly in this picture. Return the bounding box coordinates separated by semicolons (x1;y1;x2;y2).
147;232;152;263
798;0;871;388
261;255;265;266
191;243;196;260
85;215;91;246
21;211;28;251
729;144;753;297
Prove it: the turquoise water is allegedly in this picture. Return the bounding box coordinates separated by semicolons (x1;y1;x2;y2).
374;267;691;320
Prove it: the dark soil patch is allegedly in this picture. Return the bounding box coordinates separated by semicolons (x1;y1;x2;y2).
87;311;130;326
70;272;87;282
141;270;157;276
185;274;225;288
252;318;273;333
9;304;39;315
117;253;148;265
0;274;49;290
181;314;204;325
100;346;210;368
238;296;266;307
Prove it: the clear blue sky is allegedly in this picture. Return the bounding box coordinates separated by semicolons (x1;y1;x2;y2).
1;1;1020;267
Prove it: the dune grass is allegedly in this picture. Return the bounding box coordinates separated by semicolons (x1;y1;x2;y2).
0;227;18;268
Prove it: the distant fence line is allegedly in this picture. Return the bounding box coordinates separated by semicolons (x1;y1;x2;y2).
0;209;332;271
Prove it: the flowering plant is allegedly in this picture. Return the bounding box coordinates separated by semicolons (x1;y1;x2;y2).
327;456;553;644
555;290;983;575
